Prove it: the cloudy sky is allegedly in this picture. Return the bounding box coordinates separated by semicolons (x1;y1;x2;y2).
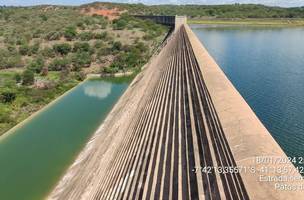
1;0;304;7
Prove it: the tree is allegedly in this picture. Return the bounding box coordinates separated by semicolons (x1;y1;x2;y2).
22;69;35;85
53;43;72;55
49;58;70;71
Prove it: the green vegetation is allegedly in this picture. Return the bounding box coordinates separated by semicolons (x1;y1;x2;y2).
53;43;72;55
0;70;79;135
64;26;77;41
0;5;168;135
0;6;167;74
99;3;304;19
21;69;35;85
0;91;16;103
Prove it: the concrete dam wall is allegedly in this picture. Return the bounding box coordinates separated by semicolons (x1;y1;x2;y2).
48;20;304;200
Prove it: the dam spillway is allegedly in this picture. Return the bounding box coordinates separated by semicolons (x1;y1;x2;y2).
48;22;304;200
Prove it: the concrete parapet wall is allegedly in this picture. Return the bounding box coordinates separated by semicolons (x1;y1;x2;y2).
133;15;175;26
185;24;304;200
175;16;187;31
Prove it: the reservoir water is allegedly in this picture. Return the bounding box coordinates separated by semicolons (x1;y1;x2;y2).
0;77;130;200
191;25;304;164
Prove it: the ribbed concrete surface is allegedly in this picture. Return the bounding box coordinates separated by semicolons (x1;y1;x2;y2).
48;25;304;200
185;24;304;200
85;26;248;200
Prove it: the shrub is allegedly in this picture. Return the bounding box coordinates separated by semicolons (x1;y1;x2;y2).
73;42;90;52
0;110;13;123
19;43;39;56
40;47;55;58
135;42;148;52
33;29;43;38
83;17;94;25
53;43;72;55
16;38;27;45
45;31;62;41
113;19;127;30
143;33;153;41
29;42;40;55
49;58;70;71
19;44;29;55
0;92;16;103
41;67;48;76
28;57;44;73
78;32;94;41
64;26;77;41
22;69;35;85
60;67;71;80
40;14;48;21
6;54;23;68
76;21;85;29
112;41;122;51
7;44;17;52
75;71;86;81
96;47;110;57
94;40;104;49
15;73;22;83
0;113;13;124
103;66;119;74
71;52;91;70
94;32;108;40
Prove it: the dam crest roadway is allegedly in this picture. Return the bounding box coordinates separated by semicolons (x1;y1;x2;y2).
48;17;304;200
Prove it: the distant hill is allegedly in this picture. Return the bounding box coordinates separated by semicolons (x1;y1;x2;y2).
83;2;304;18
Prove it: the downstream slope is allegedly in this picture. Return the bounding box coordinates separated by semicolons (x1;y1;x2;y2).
49;25;304;200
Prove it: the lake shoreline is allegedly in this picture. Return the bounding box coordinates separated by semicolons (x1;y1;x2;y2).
0;80;85;140
0;70;137;139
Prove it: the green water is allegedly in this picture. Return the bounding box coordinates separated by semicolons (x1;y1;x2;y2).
0;77;131;200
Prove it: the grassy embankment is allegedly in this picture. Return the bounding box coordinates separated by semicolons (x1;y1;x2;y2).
188;18;304;26
0;71;79;135
0;5;168;135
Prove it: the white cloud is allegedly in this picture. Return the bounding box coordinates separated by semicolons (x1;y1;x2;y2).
83;81;112;100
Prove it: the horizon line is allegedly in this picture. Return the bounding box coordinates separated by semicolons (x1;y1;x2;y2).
0;2;303;8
